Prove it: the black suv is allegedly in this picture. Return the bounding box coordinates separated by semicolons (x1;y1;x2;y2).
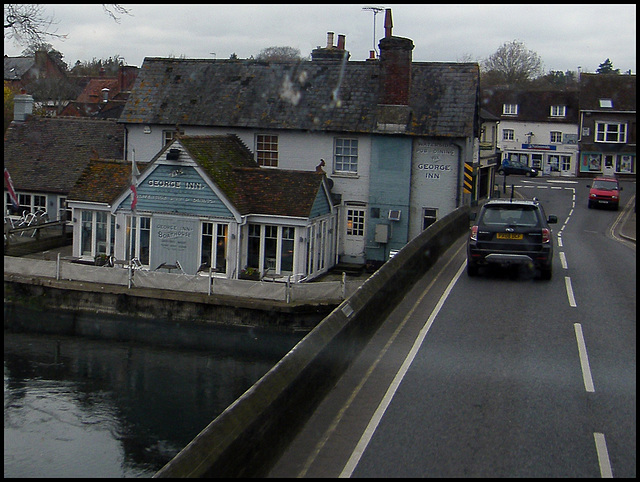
467;199;557;280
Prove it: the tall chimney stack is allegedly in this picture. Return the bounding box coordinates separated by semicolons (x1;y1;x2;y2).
378;9;414;105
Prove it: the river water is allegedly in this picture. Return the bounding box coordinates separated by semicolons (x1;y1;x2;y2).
4;326;304;477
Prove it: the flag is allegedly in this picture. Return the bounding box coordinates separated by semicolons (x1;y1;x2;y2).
130;153;140;211
4;168;20;211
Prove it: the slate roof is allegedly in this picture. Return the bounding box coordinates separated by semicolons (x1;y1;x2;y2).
4;117;125;194
481;86;579;123
120;57;479;137
4;56;33;81
578;73;636;112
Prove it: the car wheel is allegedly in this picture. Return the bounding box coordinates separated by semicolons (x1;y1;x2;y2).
467;260;479;277
497;168;504;175
588;201;593;209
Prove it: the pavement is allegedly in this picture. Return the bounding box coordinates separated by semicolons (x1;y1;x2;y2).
618;197;636;243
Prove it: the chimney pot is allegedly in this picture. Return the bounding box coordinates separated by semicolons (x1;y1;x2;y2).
384;8;393;37
337;34;345;50
326;32;334;48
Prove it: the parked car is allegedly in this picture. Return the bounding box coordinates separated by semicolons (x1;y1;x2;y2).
467;199;557;280
587;176;622;210
497;159;538;177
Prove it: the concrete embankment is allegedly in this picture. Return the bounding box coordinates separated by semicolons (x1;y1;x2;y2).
153;205;471;478
4;273;337;348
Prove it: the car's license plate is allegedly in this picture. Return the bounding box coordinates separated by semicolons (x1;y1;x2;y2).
496;233;523;240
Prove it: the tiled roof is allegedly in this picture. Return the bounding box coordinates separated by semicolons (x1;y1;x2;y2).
481;86;579;123
4;117;125;194
579;73;636;112
68;159;148;204
76;78;120;103
178;135;326;217
67;135;327;218
120;57;479;137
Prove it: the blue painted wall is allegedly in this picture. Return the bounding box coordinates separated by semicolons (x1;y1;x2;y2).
367;136;412;262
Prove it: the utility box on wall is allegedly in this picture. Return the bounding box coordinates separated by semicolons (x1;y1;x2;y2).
375;224;389;243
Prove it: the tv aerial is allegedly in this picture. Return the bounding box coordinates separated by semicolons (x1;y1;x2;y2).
362;6;385;57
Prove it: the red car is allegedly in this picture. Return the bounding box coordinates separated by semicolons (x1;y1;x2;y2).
588;177;622;210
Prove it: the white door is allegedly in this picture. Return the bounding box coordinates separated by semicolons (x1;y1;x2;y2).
343;206;366;263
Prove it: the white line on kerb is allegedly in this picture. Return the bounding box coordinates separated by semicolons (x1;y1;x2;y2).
339;261;467;478
565;276;577;307
594;432;614;477
574;323;595;393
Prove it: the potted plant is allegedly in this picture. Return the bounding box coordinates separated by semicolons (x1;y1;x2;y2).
239;266;260;280
94;253;109;266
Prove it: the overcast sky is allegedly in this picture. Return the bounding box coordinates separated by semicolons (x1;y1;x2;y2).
4;4;637;74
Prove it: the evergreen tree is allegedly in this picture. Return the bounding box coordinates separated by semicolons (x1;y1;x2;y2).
596;58;620;74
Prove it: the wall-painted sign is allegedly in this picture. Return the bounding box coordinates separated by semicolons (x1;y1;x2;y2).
150;216;199;274
128;165;234;218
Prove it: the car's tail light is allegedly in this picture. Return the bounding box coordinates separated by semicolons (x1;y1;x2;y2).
541;228;551;244
470;225;478;241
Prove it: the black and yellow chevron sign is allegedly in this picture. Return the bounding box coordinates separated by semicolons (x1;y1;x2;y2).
463;162;474;194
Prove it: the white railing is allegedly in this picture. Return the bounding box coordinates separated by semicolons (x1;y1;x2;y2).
4;255;362;303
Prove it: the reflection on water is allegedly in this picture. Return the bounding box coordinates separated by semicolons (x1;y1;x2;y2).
4;328;302;477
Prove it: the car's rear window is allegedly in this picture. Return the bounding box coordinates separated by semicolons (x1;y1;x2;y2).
480;206;539;227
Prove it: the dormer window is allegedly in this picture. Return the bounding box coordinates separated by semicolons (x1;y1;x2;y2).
503;104;518;115
550;105;566;117
599;99;613;108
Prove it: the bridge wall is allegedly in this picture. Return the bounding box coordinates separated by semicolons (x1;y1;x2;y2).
154;205;471;478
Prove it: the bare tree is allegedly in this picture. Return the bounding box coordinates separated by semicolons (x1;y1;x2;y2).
481;40;544;85
4;4;65;45
256;46;304;62
4;4;132;46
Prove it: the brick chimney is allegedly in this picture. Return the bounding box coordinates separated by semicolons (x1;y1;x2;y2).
311;32;350;61
378;8;414;105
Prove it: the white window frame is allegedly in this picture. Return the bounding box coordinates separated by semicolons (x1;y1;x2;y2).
80;210;115;258
163;129;184;146
502;129;515;141
201;221;228;274
256;134;278;167
550;105;566;117
246;223;297;275
595;122;627;143
334;138;359;174
502;104;518;115
346;207;365;237
599;99;613;108
550;131;562;143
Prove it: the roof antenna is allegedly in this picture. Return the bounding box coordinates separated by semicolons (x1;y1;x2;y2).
362;6;384;57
